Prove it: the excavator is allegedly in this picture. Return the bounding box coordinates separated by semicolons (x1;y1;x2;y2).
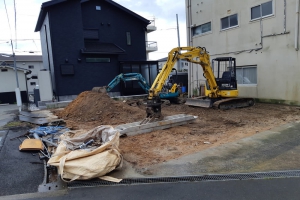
142;46;254;123
93;72;185;102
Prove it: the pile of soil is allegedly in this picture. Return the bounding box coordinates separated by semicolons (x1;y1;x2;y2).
54;91;300;169
56;91;144;129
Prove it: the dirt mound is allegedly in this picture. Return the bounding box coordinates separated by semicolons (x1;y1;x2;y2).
56;91;144;126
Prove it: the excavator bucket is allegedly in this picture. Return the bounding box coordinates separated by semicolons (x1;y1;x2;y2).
91;86;107;93
185;97;213;108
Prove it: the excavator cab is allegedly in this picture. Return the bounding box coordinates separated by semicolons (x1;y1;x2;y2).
205;57;237;94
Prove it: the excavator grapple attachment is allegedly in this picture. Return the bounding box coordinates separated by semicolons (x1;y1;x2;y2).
140;97;163;124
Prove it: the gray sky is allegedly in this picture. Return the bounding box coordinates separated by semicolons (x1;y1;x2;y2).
0;0;186;60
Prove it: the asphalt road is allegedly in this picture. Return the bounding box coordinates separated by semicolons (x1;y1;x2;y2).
2;177;300;200
0;128;44;196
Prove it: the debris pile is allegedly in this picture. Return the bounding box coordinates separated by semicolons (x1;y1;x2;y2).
56;91;144;126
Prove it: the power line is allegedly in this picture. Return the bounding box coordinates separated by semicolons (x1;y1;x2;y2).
13;0;17;48
3;0;12;39
0;39;41;41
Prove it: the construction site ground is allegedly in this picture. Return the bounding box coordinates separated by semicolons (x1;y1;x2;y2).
54;91;300;178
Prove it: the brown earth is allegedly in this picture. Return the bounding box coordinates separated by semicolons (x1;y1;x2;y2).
55;91;300;168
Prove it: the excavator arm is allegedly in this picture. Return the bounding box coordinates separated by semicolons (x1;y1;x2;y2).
106;73;150;93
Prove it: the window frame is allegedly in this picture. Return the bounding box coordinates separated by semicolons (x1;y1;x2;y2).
236;65;257;85
126;32;131;45
86;58;111;63
220;14;239;31
192;21;212;37
250;0;274;21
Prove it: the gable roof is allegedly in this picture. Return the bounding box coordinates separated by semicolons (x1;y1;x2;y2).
0;55;42;62
35;0;150;32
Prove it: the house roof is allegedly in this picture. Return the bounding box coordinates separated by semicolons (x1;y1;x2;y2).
35;0;150;32
0;55;42;62
81;41;125;54
0;62;32;74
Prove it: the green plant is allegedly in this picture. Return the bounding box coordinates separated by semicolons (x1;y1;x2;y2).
193;88;198;96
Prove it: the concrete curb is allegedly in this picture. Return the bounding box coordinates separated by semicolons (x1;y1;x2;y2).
0;189;68;200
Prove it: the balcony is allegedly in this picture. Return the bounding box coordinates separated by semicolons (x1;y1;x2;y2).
146;19;157;33
146;41;157;52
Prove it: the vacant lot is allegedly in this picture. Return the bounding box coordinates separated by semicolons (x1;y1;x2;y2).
55;91;300;168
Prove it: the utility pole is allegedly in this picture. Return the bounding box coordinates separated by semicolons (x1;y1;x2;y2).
10;39;22;111
176;14;181;71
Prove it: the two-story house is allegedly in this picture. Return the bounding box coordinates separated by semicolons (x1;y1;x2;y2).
35;0;158;101
186;0;300;105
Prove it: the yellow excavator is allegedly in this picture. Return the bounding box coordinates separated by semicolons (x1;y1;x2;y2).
142;46;254;123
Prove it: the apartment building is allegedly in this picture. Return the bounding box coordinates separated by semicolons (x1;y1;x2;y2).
186;0;300;105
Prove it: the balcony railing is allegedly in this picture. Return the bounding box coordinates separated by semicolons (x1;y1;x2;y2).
148;19;155;27
146;41;157;52
146;41;158;52
146;19;157;33
146;41;157;48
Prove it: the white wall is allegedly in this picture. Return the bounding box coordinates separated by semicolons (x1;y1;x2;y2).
40;13;55;92
0;68;27;92
186;0;300;104
15;61;43;94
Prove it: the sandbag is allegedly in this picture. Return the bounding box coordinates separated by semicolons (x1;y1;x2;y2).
48;125;123;182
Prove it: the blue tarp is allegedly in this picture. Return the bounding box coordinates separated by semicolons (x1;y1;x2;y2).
29;126;69;136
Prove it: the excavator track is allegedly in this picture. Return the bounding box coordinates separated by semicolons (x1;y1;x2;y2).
213;98;255;109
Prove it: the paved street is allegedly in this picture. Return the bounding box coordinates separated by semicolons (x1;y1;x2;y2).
0;104;19;127
2;177;300;200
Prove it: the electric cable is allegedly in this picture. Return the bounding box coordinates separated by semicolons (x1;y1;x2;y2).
13;0;17;49
3;0;12;39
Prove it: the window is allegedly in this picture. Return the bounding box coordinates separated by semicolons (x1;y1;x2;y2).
251;1;273;20
221;14;238;30
126;32;131;45
96;6;101;10
236;66;257;84
192;22;211;36
1;69;8;72
86;58;110;63
28;65;34;69
31;75;38;79
30;82;36;86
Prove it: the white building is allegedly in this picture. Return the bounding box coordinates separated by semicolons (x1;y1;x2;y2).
0;63;31;104
0;54;43;94
186;0;300;105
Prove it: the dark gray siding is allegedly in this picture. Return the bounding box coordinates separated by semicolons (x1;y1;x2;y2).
47;0;148;97
81;1;147;60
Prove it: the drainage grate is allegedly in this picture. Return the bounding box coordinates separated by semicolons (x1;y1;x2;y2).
68;170;300;188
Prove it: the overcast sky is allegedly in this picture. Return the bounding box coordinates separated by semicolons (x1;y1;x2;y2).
0;0;186;60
